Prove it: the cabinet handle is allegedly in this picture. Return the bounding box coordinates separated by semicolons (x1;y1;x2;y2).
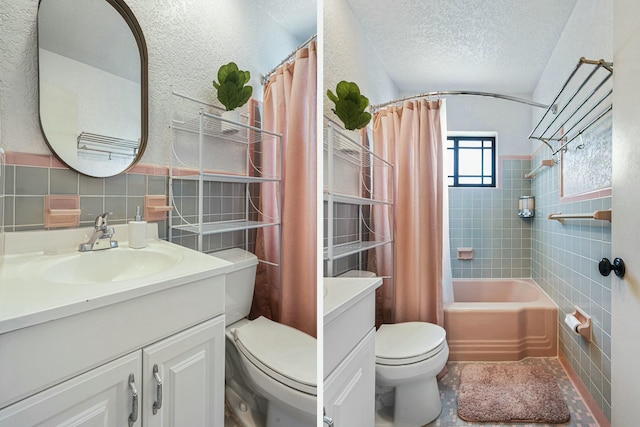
128;374;138;427
152;364;163;415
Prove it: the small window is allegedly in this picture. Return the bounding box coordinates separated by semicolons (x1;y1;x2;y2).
446;136;496;187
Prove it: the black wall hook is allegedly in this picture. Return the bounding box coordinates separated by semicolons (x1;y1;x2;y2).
599;258;626;278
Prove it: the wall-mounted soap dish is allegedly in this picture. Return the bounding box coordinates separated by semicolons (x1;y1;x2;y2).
145;195;173;221
457;247;474;260
44;195;81;229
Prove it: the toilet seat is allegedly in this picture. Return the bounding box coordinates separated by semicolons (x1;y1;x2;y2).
231;317;317;395
375;322;447;366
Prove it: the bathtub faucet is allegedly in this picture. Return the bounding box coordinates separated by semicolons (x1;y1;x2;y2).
79;212;119;252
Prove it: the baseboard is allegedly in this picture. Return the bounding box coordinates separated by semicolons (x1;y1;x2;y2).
558;351;610;427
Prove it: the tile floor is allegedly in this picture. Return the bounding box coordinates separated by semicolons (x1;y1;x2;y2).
224;357;600;427
429;358;598;427
224;403;243;427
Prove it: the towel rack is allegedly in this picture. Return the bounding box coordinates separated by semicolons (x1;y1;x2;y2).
525;159;555;179
77;132;140;158
548;209;611;222
529;57;613;155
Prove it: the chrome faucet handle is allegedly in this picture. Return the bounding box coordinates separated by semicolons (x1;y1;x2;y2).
94;212;113;229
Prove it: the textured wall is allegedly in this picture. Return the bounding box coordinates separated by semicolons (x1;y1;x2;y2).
444;96;535;157
0;0;304;166
531;1;613;127
323;0;398;118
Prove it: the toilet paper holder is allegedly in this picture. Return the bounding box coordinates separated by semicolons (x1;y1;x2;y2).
565;306;592;342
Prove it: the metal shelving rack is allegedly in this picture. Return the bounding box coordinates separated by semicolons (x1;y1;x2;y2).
169;91;282;270
324;123;394;278
529;57;613;155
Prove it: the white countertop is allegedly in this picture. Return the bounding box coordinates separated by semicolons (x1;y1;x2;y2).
323;276;382;324
0;224;232;334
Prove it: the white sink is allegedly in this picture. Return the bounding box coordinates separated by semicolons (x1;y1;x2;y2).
0;222;232;410
0;223;232;334
20;244;184;285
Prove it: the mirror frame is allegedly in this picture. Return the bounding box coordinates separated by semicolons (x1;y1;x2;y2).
37;0;148;177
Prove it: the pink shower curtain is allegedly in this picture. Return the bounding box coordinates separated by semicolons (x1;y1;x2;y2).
372;99;446;326
250;42;317;337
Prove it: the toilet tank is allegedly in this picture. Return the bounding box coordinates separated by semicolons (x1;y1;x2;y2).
211;248;258;324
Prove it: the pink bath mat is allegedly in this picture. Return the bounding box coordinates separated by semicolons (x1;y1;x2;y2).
457;363;570;424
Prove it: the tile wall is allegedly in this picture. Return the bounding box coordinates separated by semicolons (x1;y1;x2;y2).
449;158;533;278
323;201;369;276
169;179;256;253
2;164;168;236
1;162;257;256
446;153;611;419
530;150;612;420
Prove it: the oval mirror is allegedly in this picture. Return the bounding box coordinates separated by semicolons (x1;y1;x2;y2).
37;0;148;178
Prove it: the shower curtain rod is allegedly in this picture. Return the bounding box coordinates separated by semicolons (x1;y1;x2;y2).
370;91;550;112
260;34;317;85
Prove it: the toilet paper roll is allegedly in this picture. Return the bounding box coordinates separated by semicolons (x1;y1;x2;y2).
564;313;581;333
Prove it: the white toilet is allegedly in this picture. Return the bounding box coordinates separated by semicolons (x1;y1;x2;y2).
340;270;449;427
214;248;317;427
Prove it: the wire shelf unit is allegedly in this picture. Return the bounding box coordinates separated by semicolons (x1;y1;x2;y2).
324;123;394;278
169;91;282;270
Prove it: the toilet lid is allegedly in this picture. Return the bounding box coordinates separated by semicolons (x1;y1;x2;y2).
231;317;317;395
375;322;447;366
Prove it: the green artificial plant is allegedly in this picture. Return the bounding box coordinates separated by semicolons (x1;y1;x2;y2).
212;62;253;111
327;80;372;130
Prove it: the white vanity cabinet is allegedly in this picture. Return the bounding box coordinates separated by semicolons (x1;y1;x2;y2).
0;227;231;427
324;328;376;427
323;277;382;427
0;316;225;427
0;351;142;426
142;316;225;427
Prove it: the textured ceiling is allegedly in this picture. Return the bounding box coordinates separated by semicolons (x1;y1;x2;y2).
345;0;578;94
259;0;317;43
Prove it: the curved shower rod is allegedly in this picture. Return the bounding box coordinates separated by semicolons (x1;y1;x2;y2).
370;90;550;112
261;34;317;85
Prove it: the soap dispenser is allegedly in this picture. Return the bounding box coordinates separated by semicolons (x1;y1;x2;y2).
128;206;147;249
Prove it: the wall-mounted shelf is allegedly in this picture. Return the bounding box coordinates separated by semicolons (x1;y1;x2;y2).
529;57;613;155
525;159;555;179
548;209;611;222
77;132;139;158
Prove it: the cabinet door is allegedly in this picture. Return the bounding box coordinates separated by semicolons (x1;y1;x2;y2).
0;351;142;427
142;315;225;427
324;328;376;427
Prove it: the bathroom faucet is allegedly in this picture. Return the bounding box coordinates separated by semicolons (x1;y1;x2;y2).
78;212;119;252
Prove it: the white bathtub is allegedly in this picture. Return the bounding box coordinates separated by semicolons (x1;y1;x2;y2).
444;279;558;361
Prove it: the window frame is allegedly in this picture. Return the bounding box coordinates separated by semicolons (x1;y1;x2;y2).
446;133;497;188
